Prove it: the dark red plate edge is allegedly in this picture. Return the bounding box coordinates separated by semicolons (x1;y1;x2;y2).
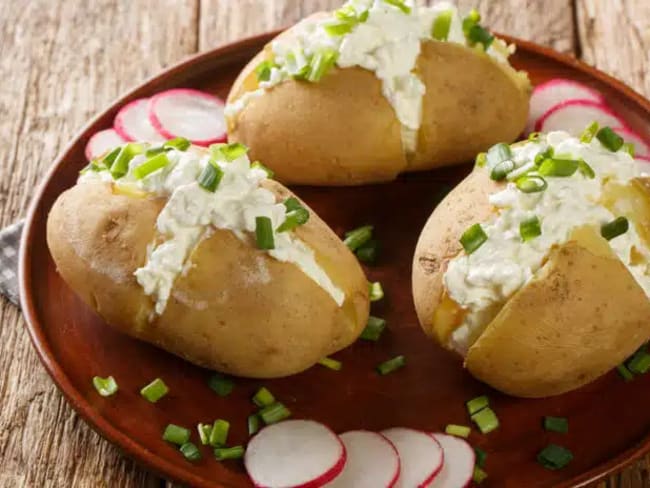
17;31;650;488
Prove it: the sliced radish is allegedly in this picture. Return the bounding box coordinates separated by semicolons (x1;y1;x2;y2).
536;100;627;135
149;88;227;146
428;434;476;488
381;427;443;488
326;431;400;488
114;98;165;142
245;420;346;488
84;128;126;161
613;127;650;158
527;78;604;134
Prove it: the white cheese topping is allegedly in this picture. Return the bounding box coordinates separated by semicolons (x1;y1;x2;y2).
444;131;650;354
79;145;345;314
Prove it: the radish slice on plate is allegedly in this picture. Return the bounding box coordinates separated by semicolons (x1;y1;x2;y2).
527;78;604;133
245;420;346;488
114;98;165;142
428;434;475;488
84;128;126;161
326;431;400;488
149;88;227;146
612;127;650;158
536;100;627;134
381;427;443;488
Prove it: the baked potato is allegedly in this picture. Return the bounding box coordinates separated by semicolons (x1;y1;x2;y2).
225;1;531;186
47;141;369;378
412;129;650;397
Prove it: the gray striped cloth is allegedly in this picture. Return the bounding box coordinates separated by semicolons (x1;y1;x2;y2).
0;221;23;306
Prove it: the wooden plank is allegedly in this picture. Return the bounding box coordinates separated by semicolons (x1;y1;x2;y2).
0;0;199;486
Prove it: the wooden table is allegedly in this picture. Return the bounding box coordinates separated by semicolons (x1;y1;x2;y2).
1;0;649;486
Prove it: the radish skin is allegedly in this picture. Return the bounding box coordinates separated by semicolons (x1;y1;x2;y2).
536;100;627;134
428;434;476;488
84;128;126;161
114;98;165;142
381;427;444;488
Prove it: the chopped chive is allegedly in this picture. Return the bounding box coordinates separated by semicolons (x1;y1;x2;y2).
466;395;489;415
537;444;573;470
467;24;494;49
144;145;166;157
384;0;411;14
460;223;488;254
110;143;143;179
209;419;230;447
473;466;488;484
486;142;513;168
445;424;471;438
622;142;635;157
318;357;342;371
283;197;302;212
474;447;487;468
284;48;310;79
324;20;355;36
255;60;275;82
534;147;554;165
377;355;406;375
596;127;624;152
516;174;547;193
601;216;629;241
248;414;261;436
432;10;453;40
180;442;201;461
475;152;487;168
207;373;234;397
102;146;121;166
251;160;274;178
520;216;542;242
577;159;596;178
198;161;224;192
580;121;599;143
80;159;107;174
92;376;118;397
140;378;169;403
528;132;542;141
214;445;245;461
617;363;634;382
368;281;384;302
471;407;499;434
133;152;170;180
538;158;579;177
163;424;191;446
490;159;516;181
544;416;569;434
252;387;276;408
307;48;338;82
164;137;191;151
627;348;650;374
277;208;310;233
255;216;275;250
344;225;373;251
360;316;387;341
356;239;380;264
197;423;212;445
259;402;291;425
335;4;357;21
211;142;248;161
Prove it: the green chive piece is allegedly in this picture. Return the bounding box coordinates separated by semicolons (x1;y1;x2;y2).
460;223;488;254
596;127;624;152
445;424;471;438
335;4;358;21
198;161;224;192
251;160;274;178
360;316;387;341
601;216;629;241
344;225;373;251
133;152;170;180
368;281;384;302
627;348;650;374
471;407;499;434
580;121;599;143
356;239;380;264
259;402;292;425
283;197;302;212
284;48;310;80
538;158;579;177
520;216;542;242
307;48;338;82
248;414;261;436
516;174;548;193
252;387;276;407
622;142;636;157
462;9;481;35
473;466;488;484
377;355;406;375
164;137;191;151
110;143;143;179
537;444;573;470
486;142;513;168
255;216;275;250
144;145;166;157
214;445;245;461
475;152;487;168
277;208;310;233
617;363;634;382
318;357;343;371
466;395;489;415
467;24;494;49
92;376;118;397
163;424;191;446
140;378;169;403
324;20;355;36
197;423;212;445
180;442;201;461
534;147;554;165
102;146;121;166
490;159;516;181
577;159;596;179
207;373;234;397
80;159;107;174
474;447;487;468
209;419;230;447
211;142;249;161
384;0;411;14
544;416;569;434
255;60;276;82
528;132;542;141
432;10;453;40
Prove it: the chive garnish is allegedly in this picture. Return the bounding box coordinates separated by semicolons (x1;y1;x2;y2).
384;0;411;14
515;174;547;193
140;378;169;403
255;60;276;82
356;239;380;264
283;197;302;212
466;395;489;415
255;216;275;250
596;127;624;152
259;402;291;425
324;20;355;36
164;137;191;151
214;445;245;461
471;407;499;434
528;132;541;141
520;216;542;242
445;424;471;438
460;223;488;254
474;447;487;468
179;442;201;461
475;152;487;168
133;152;170;180
473;466;488;484
490;159;516;181
207;373;234;397
103;146;121;166
627;347;650;374
368;281;384;302
617;363;634;382
462;9;481;35
344;225;373;251
92;376;118;397
534;147;554;165
252;387;276;408
577;159;596;179
543;416;569;434
432;10;453;40
110;143;143;179
622;142;635;157
197;423;212;445
486;142;513;169
537;444;573;470
318;357;343;371
360;316;387;341
277;207;310;233
163;424;191;446
209;419;230;447
538;158;579;177
307;48;338;82
377;355;406;375
251;160;274;178
467;24;494;49
211;142;248;161
248;414;261;436
198;161;224;192
580;121;599;143
601;216;629;241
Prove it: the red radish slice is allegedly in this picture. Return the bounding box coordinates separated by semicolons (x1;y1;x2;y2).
84;128;126;161
613;127;650;158
326;431;400;488
381;427;443;488
245;420;346;488
527;78;604;133
428;434;475;488
149;88;227;146
114;98;165;142
536;100;627;134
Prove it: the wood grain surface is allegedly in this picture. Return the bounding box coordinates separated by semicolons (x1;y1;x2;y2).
0;1;648;487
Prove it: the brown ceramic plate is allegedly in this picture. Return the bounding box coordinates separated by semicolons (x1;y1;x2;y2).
19;31;650;488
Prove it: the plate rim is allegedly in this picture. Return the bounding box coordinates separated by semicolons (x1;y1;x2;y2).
18;30;650;488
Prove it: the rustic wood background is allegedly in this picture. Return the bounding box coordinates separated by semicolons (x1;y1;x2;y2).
0;0;649;486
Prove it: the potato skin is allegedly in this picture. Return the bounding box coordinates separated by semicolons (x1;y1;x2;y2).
47;181;369;378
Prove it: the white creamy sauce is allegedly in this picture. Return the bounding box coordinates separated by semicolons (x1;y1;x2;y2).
225;0;516;153
444;131;650;354
78;146;345;314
